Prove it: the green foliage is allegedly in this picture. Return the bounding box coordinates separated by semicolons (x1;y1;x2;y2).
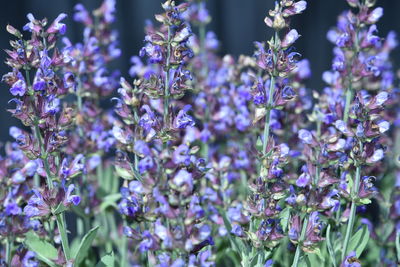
74;226;100;265
24;231;58;267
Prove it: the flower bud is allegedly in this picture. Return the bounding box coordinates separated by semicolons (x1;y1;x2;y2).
6;25;22;38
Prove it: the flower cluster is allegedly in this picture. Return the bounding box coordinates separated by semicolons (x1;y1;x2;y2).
1;0;400;266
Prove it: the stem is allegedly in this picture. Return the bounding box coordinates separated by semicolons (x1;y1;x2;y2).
292;215;309;267
163;26;172;127
262;75;275;154
262;31;279;155
341;143;362;260
326;224;338;267
33;125;54;188
121;223;128;267
5;237;12;266
343;88;353;123
36;124;70;260
199;22;210;159
396;231;400;264
199;22;207;77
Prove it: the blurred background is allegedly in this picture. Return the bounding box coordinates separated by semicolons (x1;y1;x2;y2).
0;0;399;142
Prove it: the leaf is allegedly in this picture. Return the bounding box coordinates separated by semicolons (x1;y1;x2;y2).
52;202;67;215
96;252;115;267
115;165;134;180
348;225;370;257
99;193;121;212
358;198;371;205
74;226;100;265
256;137;263;152
218;208;248;256
24;231;58;267
132;168;143;182
253;107;267;124
279;207;291;232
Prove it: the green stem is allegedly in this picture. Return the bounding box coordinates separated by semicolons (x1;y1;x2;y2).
35;125;70;260
262;75;275;155
292;216;309;267
341;144;362;260
326;224;338;267
199;22;210;159
396;231;400;264
163;26;172;127
5;237;12;266
121;223;128;267
262;31;279;155
343;88;353;123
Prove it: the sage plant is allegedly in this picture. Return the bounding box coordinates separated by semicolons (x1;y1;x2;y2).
1;0;400;266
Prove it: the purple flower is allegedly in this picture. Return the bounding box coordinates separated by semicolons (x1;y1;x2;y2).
375;91;388;106
64;184;81;206
102;0;117;23
341;251;361;267
73;4;91;24
139;105;157;131
281;86;296;100
44;95;60;115
174;105;195;129
334;120;352;135
23;13;40;33
231;224;243;237
172;169;193;191
47;13;67;35
366;7;383;24
138;156;154;173
367;149;384;163
297;59;311;79
172;144;191;165
377;120;389;133
134;140;151;157
264;259;274;267
5;202;22;215
10;74;26;96
60;154;85;179
282;29;300;48
298;129;313;144
139;231;157;253
22;251;39;267
63;72;75;89
129;181;143;194
296;172;311;187
154;220;172;247
32;69;46;91
140;43;163;63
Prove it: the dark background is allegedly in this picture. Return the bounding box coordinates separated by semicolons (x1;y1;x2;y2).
1;0;399;142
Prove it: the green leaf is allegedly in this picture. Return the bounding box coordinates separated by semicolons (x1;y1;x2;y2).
96;252;115;267
115;165;134;180
298;254;312;267
24;231;58;267
52;202;67;215
218;208;248;256
256;137;263;152
348;225;370;257
131;166;143;182
279;207;291;232
74;226;100;265
99;193;121;212
358;198;371;205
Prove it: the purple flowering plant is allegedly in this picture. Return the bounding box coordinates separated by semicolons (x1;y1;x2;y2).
0;0;399;266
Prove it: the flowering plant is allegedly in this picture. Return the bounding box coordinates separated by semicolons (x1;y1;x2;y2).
0;0;399;266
